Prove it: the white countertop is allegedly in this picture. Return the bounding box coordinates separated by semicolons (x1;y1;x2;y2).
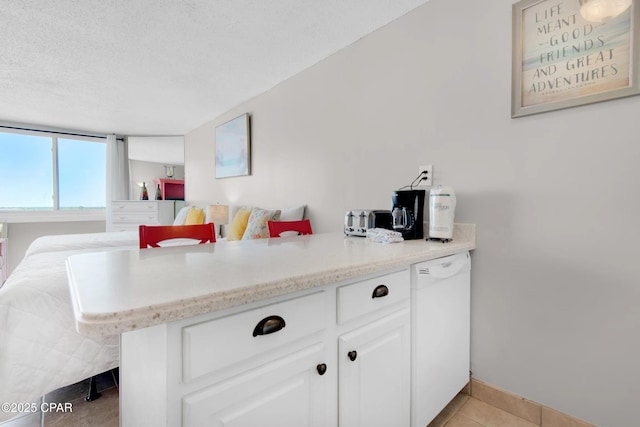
67;224;475;336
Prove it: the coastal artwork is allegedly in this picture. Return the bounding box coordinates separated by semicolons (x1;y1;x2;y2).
512;0;638;116
215;113;251;178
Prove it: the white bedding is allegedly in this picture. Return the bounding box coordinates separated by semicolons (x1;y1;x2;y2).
24;230;138;257
0;232;138;421
0;209;305;420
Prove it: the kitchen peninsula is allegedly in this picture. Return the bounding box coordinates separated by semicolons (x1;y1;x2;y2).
67;225;476;427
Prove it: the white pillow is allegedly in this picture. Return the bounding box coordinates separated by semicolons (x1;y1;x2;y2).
279;205;306;221
173;206;192;225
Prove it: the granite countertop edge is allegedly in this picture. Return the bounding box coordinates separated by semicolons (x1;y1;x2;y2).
72;223;476;336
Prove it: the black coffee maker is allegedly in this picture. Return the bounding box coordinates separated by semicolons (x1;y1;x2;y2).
391;190;426;240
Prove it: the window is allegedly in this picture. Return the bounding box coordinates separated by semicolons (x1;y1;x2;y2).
58;138;106;209
0;129;106;212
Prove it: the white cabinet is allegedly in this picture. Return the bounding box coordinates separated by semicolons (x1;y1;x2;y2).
119;262;474;427
179;291;331;427
181;291;328;383
121;291;332;427
120;268;420;427
108;200;181;232
182;343;329;427
339;308;410;427
336;269;411;427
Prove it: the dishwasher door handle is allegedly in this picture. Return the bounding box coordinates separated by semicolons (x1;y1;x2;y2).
416;252;470;279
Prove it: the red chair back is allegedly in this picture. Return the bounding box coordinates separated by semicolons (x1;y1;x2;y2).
267;220;313;238
139;223;216;248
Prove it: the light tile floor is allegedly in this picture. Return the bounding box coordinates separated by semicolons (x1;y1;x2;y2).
428;392;539;427
0;370;119;427
3;376;533;427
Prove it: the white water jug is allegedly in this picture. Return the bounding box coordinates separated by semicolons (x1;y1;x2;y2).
429;185;456;240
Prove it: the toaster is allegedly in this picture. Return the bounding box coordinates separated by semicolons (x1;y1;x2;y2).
344;210;393;236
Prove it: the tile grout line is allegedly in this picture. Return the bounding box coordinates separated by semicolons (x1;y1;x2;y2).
538;402;542;427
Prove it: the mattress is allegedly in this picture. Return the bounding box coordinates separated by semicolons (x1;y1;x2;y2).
0;232;138;421
24;230;138;257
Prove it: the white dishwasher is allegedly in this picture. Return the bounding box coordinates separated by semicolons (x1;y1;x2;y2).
412;251;471;427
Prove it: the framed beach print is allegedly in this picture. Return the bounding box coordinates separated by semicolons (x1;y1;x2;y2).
215;113;251;178
512;0;640;117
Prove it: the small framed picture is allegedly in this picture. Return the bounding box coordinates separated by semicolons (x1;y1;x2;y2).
512;0;640;117
215;113;251;178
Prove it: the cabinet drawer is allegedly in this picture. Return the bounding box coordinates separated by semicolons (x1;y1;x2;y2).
337;270;409;324
182;291;326;383
109;224;143;232
111;201;159;213
111;212;160;224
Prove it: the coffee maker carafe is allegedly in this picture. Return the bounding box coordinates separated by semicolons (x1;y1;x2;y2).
391;190;426;240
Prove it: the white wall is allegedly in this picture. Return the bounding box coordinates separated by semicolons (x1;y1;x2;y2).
128;136;185;165
185;1;640;426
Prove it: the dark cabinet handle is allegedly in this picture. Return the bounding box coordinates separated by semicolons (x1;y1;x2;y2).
252;315;286;337
348;351;358;361
372;284;389;299
316;363;327;376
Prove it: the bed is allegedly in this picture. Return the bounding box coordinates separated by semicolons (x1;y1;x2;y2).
0;204;306;421
0;231;138;421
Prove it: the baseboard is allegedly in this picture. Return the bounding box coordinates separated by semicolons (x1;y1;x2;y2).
469;378;597;427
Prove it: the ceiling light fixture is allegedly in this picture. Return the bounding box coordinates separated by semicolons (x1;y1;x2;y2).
579;0;632;23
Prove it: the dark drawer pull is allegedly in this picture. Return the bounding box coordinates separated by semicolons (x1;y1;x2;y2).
348;351;358;361
372;284;389;299
252;315;286;337
317;363;327;376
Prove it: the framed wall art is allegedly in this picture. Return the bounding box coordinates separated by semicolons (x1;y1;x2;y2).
512;0;640;117
215;113;251;179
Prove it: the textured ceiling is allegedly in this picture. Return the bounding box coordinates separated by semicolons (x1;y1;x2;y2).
0;0;428;136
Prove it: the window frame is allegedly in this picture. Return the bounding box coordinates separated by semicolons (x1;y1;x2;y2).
0;127;108;223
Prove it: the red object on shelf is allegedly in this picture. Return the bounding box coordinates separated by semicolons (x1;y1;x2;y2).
154;179;184;200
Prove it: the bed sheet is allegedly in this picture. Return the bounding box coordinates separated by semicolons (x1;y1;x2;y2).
24;230;138;257
0;232;138;421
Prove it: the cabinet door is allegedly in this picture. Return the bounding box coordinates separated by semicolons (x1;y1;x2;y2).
182;343;330;427
339;307;410;427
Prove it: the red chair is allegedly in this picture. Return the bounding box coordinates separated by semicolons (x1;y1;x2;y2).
267;220;313;238
139;223;216;248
